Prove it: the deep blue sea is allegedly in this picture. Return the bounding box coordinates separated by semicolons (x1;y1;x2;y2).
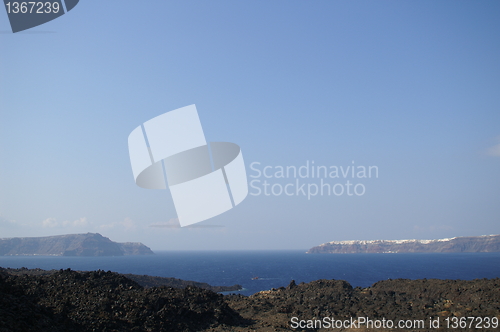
1;251;500;296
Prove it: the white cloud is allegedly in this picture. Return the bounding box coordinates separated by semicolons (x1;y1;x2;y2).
486;143;500;157
43;217;88;228
73;217;88;227
62;217;88;227
122;217;135;230
148;218;225;229
149;218;181;228
485;136;500;157
0;216;20;227
42;217;58;228
98;217;136;231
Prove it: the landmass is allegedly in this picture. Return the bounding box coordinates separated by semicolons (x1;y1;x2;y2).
0;233;154;256
122;273;241;292
0;267;242;293
1;267;499;331
307;234;500;254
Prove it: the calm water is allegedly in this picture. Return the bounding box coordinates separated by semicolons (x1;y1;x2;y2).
1;251;499;296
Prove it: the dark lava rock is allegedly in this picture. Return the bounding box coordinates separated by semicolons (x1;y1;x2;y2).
1;267;241;293
123;274;242;292
223;278;500;331
2;267;500;331
0;269;244;332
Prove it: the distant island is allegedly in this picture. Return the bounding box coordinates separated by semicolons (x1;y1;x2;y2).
307;234;500;254
0;233;154;256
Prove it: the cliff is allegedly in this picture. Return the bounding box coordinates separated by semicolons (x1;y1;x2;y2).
0;233;154;256
307;234;500;254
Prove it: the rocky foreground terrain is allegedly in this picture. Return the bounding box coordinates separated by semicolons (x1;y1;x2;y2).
0;233;153;256
1;268;499;331
308;234;500;254
1;267;242;293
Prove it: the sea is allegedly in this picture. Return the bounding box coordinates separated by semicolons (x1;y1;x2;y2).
1;251;500;296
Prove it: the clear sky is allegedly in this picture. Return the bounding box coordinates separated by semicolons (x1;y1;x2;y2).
1;0;499;250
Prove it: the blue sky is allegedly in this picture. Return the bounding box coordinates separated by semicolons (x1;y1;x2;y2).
1;0;499;250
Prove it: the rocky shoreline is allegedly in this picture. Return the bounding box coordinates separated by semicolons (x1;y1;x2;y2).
1;267;499;331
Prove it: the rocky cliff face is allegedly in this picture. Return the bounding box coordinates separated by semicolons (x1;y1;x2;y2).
0;233;154;256
307;234;500;254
